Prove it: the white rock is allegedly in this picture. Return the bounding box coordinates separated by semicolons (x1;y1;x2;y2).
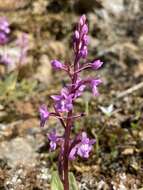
0;0;30;11
102;0;124;16
34;54;52;85
0;136;37;167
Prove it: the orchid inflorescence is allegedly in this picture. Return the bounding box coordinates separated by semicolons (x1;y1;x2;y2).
39;15;103;190
0;17;29;67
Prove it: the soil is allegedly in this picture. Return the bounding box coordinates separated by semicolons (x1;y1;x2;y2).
0;0;143;189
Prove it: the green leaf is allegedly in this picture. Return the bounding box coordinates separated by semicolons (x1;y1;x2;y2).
51;171;79;190
0;72;17;99
0;81;6;96
69;172;79;190
4;72;18;92
131;122;138;129
51;171;64;190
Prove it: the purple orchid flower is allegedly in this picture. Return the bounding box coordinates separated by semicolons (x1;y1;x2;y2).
39;104;50;127
73;79;86;98
77;132;95;158
51;88;73;112
67;78;86;99
69;132;95;160
69;146;77;160
91;79;102;96
48;129;59;151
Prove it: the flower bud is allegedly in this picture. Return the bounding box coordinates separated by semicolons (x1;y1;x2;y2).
80;46;88;58
51;60;63;70
74;30;79;39
91;60;103;70
83;35;89;45
79;15;86;26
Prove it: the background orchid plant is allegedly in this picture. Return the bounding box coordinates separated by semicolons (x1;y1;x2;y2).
39;15;103;190
0;17;35;101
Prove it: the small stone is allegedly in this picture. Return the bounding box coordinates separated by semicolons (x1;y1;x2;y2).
41;41;66;60
131;162;139;171
0;136;37;167
32;0;48;15
138;34;143;49
0;104;4;110
34;54;52;85
0;0;31;11
102;0;124;16
122;148;134;155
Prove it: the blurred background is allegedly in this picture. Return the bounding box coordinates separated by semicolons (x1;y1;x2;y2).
0;0;142;189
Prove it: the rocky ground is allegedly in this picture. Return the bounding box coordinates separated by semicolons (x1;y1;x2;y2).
0;0;143;189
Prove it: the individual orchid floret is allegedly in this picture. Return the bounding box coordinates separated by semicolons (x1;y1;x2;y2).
69;132;95;160
69;146;77;160
51;94;71;113
77;132;95;158
79;15;86;26
74;83;86;98
39;104;50;127
71;78;86;98
80;46;88;59
51;88;73;113
51;60;64;70
91;60;103;70
48;129;59;151
91;79;102;96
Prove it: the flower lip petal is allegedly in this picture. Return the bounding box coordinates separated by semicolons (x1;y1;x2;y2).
61;88;69;97
69;146;77;160
48;129;59;151
39;104;50;127
39;105;49;117
91;78;102;86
